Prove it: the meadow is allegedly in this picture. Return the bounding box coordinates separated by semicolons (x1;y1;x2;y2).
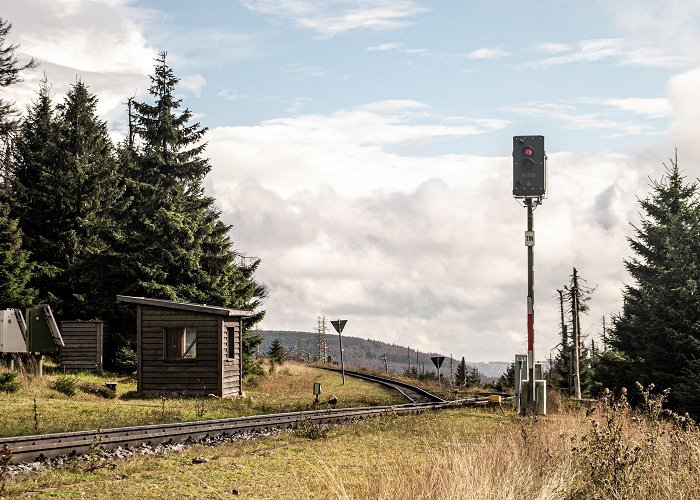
1;362;699;499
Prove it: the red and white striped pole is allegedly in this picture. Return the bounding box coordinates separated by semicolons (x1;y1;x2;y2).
526;198;536;414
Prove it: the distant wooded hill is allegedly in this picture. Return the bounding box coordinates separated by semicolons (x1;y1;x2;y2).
258;330;511;380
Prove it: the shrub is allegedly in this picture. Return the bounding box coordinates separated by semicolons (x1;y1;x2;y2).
0;371;20;393
51;376;78;396
113;346;137;373
80;382;116;399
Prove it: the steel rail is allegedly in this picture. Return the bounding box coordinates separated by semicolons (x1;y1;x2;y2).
320;367;447;403
0;398;491;464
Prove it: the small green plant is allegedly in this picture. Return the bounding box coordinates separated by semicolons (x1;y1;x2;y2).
80;382;117;399
0;371;20;393
51;376;78;396
114;346;137;373
0;444;12;496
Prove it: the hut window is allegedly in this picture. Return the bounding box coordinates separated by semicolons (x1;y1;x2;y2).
226;327;236;359
164;327;197;359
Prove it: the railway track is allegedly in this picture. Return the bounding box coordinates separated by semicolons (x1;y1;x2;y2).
0;398;495;465
0;369;510;465
322;367;446;403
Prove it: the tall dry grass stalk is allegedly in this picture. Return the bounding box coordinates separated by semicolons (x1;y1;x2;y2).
333;386;700;499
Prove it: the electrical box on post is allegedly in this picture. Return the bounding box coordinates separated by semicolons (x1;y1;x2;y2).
0;309;28;353
26;305;63;353
513;135;546;197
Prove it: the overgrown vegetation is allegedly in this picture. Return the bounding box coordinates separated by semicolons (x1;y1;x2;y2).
50;375;78;396
0;371;20;393
3;383;698;498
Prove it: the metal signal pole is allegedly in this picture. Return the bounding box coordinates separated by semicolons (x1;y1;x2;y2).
513;135;546;415
526;197;536;414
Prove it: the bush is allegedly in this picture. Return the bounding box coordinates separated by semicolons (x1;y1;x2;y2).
80;382;116;399
51;376;78;396
0;371;20;393
113;346;137;373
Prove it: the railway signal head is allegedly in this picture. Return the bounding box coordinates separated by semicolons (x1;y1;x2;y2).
513;135;546;198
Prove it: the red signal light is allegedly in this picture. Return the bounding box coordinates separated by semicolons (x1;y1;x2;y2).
523;146;534;156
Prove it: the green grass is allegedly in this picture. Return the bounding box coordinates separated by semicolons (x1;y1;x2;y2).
3;407;505;498
4;383;699;498
0;361;407;437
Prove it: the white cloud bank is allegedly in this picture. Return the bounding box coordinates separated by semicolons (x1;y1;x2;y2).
204;100;657;360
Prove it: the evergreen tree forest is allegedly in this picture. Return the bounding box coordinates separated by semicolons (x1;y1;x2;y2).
0;21;265;371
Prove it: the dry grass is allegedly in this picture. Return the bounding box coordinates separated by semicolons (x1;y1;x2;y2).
3;370;699;499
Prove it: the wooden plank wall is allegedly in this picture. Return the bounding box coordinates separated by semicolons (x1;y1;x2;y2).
59;321;103;373
222;319;241;397
140;306;220;395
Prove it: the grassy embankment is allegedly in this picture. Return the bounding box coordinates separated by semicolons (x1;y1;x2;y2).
2;363;700;498
0;362;405;437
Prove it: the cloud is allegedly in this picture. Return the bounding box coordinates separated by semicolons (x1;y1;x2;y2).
179;74;206;97
3;0;156;120
466;47;510;60
281;63;327;79
502;98;669;136
242;0;428;37
527;38;692;69
201;99;656;360
594;97;672;118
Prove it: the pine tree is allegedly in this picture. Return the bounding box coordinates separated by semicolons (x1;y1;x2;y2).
455;357;468;386
12;79;120;319
11;78;61;300
114;52;266;370
268;338;285;365
0;197;35;308
602;155;700;415
0;18;36;308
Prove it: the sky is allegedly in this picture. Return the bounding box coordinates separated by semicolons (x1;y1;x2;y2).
4;0;700;362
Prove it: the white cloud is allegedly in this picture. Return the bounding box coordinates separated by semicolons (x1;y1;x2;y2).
217;89;249;101
201;100;658;360
179;74;206;97
502;98;668;136
3;0;156;120
528;38;692;69
281;63;327;79
535;42;571;54
595;97;672;118
242;0;428;37
466;47;510;60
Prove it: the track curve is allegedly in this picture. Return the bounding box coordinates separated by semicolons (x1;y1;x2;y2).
323;368;446;403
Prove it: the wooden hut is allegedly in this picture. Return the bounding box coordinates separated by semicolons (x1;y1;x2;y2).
59;321;104;373
116;296;252;397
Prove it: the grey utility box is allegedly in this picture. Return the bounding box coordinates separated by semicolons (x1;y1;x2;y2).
0;309;28;353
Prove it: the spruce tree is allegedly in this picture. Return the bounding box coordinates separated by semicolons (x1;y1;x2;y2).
12;79;120;319
0;197;35;308
268;338;285;365
11;78;61;300
602;154;700;415
115;52;266;369
455;357;467;386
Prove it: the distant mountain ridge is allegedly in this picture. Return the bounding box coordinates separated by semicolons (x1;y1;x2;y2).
258;330;511;380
